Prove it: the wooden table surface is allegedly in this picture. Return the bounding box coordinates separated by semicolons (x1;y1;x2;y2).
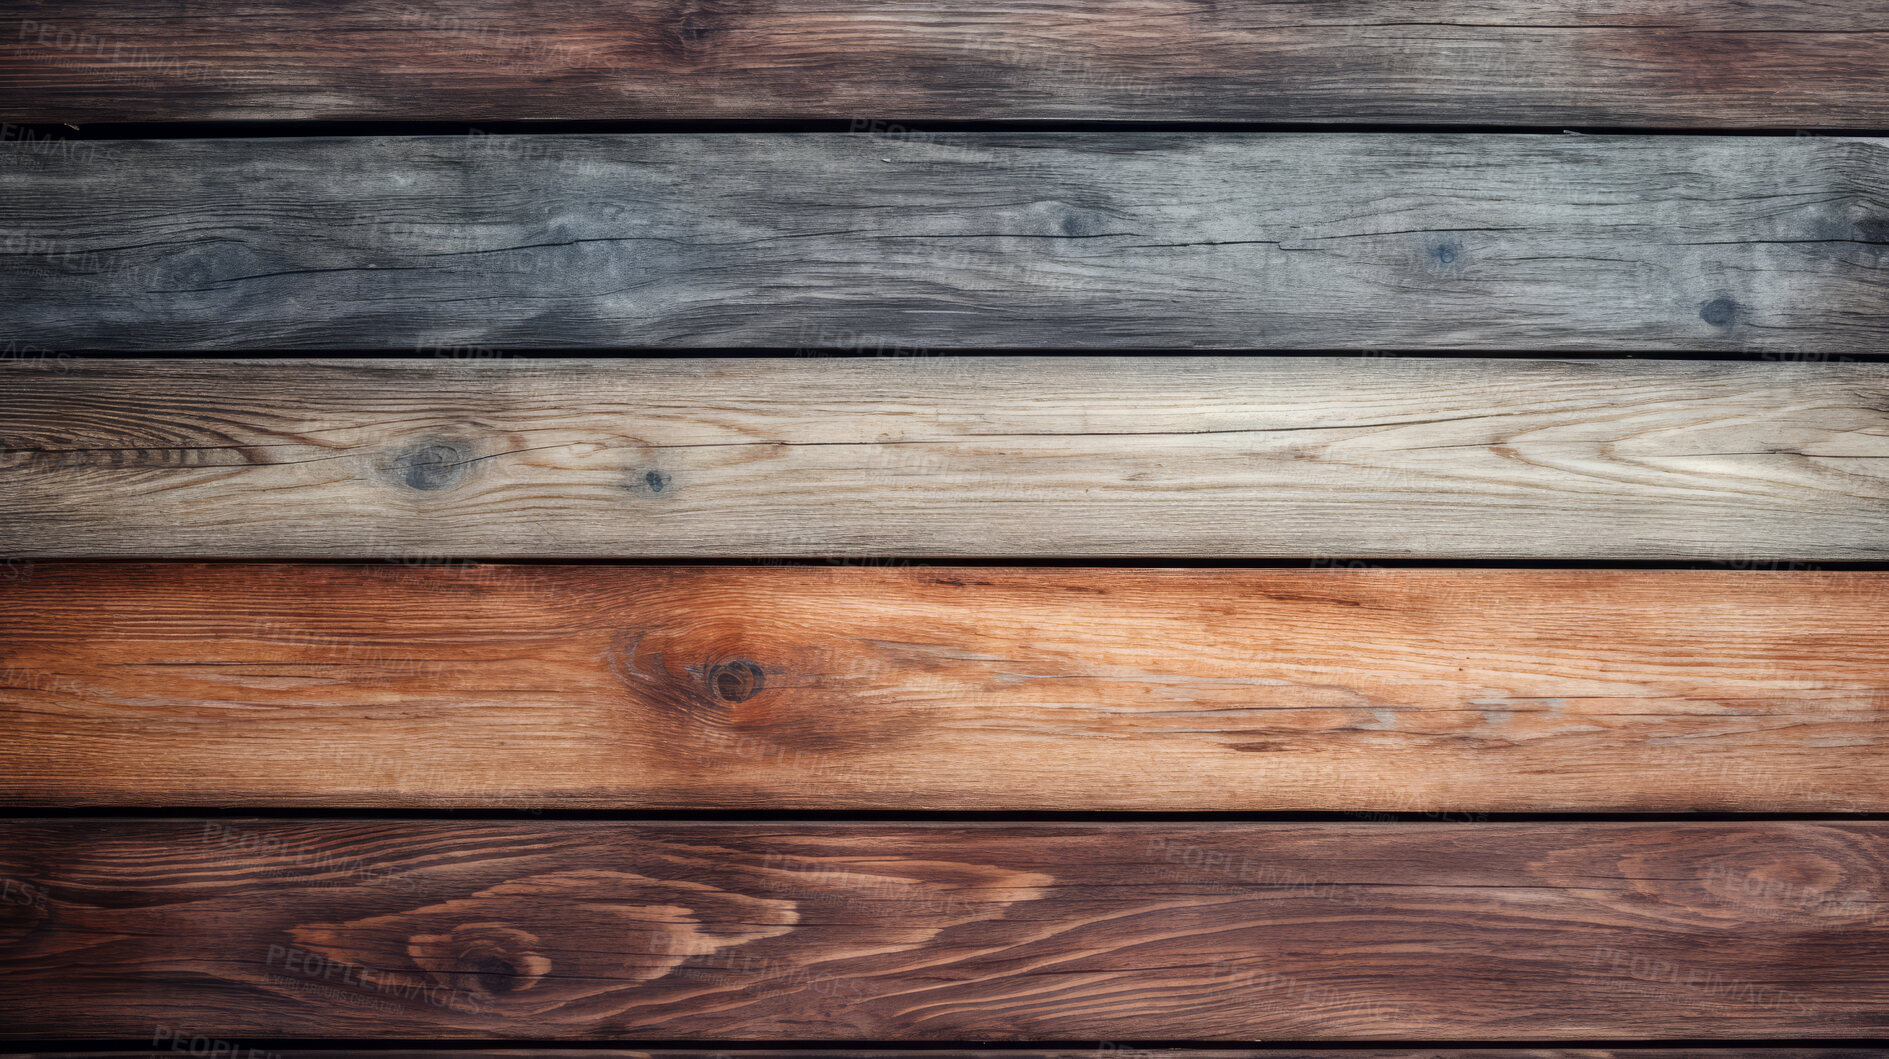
1;1;1885;1057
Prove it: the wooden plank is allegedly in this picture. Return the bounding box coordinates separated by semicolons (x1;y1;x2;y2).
23;1050;1869;1058
6;358;1889;560
3;564;1886;812
4;1;1889;126
2;821;1883;1038
2;135;1885;352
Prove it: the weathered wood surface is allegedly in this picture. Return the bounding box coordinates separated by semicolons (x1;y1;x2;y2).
7;358;1889;560
3;135;1885;351
2;821;1883;1038
4;564;1887;812
15;1052;1887;1059
4;1;1889;126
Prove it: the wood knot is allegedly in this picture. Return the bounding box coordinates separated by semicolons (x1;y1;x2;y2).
663;0;736;56
422;924;551;996
623;468;674;497
390;440;473;491
707;659;765;703
295;869;800;1009
1699;297;1740;328
1428;240;1464;267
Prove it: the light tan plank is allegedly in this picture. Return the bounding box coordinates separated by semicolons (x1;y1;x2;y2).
3;358;1887;560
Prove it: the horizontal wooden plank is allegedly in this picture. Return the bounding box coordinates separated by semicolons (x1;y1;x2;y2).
4;2;1889;126
4;564;1886;811
13;1052;1886;1059
2;135;1885;351
6;358;1889;560
2;821;1884;1038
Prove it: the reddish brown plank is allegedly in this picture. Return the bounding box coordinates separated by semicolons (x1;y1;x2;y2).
2;564;1886;812
3;1;1887;126
1;821;1884;1039
14;1042;1889;1049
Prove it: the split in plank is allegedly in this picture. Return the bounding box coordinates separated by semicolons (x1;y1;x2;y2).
15;1053;1889;1059
3;135;1887;351
5;358;1889;561
3;563;1886;811
4;1;1889;126
1;821;1884;1038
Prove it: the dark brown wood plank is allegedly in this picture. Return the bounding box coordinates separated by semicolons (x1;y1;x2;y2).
6;358;1889;560
41;1048;1872;1056
2;821;1884;1038
4;1;1888;126
4;564;1887;812
3;136;1886;351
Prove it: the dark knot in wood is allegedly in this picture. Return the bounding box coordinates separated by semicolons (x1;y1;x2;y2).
442;926;551;996
708;660;765;703
391;441;472;491
1699;297;1740;328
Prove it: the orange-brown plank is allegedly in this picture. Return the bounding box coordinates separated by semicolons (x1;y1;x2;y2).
3;1;1888;126
2;820;1884;1038
3;564;1884;811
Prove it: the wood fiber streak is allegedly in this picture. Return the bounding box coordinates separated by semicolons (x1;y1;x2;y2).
3;564;1886;812
5;358;1889;559
3;1;1889;125
2;136;1886;351
11;1053;1886;1059
1;822;1884;1039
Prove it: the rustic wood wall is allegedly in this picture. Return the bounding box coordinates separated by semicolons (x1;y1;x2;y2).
1;3;1885;1059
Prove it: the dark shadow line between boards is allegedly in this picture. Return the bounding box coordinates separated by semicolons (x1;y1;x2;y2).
15;119;1889;139
8;1039;1889;1052
40;352;1889;363
20;558;1889;572
8;809;1889;823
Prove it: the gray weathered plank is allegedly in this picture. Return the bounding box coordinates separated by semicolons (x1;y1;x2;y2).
4;357;1887;560
1;134;1884;351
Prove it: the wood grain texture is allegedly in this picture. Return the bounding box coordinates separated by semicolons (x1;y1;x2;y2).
15;1052;1888;1059
4;1;1889;126
4;563;1886;812
2;821;1884;1038
3;135;1886;351
6;358;1889;560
